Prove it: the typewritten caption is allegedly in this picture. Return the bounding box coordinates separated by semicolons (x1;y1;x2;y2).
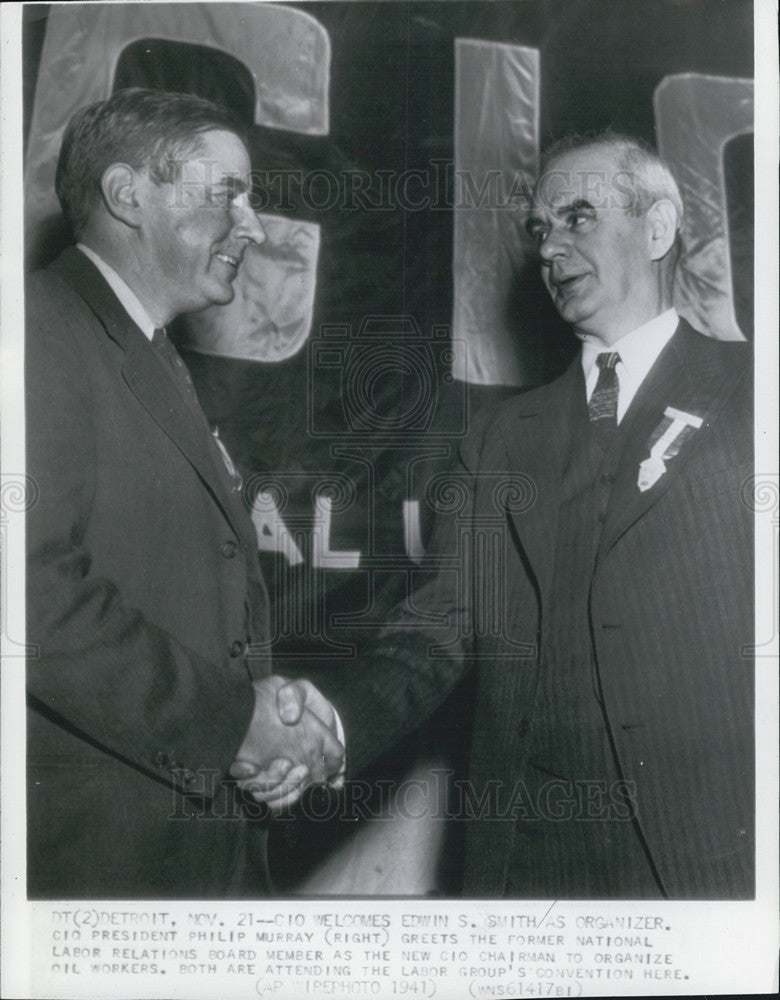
33;902;696;999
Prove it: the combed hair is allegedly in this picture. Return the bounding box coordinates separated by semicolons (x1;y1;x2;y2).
539;130;684;229
55;88;246;237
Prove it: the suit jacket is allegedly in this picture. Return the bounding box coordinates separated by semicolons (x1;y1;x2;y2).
334;319;754;899
26;247;273;898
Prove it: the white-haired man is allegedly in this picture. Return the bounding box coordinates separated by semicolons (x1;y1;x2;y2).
275;131;753;899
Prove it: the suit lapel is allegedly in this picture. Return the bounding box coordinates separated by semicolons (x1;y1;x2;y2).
598;320;743;560
499;360;581;601
52;248;246;536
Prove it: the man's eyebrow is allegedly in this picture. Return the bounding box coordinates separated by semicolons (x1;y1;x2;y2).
210;175;248;196
525;197;597;234
554;198;596;216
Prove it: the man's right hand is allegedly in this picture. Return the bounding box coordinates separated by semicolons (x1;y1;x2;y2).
230;676;344;811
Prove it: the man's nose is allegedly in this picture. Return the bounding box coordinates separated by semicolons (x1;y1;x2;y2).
537;224;570;262
231;193;266;245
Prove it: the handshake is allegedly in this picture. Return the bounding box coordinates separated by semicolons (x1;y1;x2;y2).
229;676;345;811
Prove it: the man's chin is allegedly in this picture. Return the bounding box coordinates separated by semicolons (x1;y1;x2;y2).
553;297;586;326
199;282;237;312
181;293;234;318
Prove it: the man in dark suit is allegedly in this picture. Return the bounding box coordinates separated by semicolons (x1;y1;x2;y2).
26;88;344;898
277;131;753;898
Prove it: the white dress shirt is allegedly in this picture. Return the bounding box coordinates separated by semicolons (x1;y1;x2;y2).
77;243;158;340
581;308;679;423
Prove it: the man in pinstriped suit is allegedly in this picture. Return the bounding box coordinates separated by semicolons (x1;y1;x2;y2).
279;131;753;898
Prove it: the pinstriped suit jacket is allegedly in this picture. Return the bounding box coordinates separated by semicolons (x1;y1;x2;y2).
336;320;754;898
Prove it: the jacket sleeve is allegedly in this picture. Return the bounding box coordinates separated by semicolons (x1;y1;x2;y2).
25;272;254;793
326;411;497;778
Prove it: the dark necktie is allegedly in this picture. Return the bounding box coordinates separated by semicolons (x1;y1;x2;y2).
152;328;242;492
588;351;621;430
152;327;204;415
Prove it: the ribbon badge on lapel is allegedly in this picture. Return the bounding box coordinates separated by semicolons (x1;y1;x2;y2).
637;406;703;492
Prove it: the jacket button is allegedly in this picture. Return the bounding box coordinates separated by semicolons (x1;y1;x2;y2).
220;540;237;558
230;640;245;658
154;751;171;768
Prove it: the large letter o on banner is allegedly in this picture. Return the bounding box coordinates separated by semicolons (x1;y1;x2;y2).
655;73;753;341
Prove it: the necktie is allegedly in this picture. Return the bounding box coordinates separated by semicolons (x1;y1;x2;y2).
588;352;621;430
152;327;203;415
152;328;242;492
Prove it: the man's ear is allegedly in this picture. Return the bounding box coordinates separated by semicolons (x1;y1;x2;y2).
646;198;679;261
100;164;142;228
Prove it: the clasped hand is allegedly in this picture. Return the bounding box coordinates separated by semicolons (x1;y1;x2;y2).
230;676;344;811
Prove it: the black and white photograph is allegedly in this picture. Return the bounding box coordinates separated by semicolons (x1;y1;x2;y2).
1;0;777;997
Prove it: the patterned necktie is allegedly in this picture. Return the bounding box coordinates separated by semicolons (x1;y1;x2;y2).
588;351;621;430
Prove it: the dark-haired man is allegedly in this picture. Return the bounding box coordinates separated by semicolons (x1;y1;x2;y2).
280;132;753;899
26;88;343;898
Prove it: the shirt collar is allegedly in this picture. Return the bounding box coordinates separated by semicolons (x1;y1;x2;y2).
581;308;679;380
77;243;157;341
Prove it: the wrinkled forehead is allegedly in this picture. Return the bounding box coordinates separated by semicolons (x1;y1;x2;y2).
532;149;631;213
